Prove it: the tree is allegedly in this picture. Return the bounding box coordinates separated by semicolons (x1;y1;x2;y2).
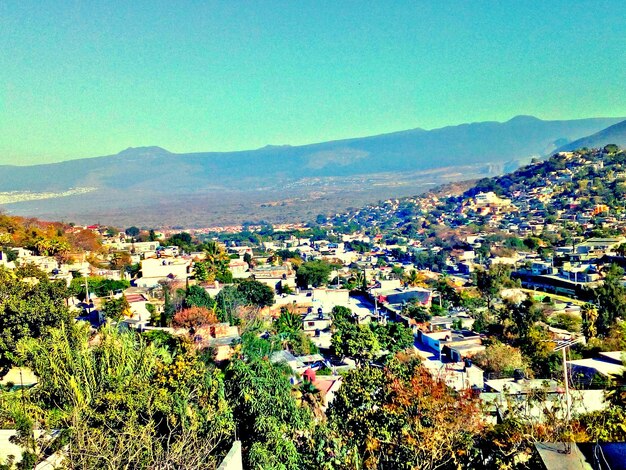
237;279;275;307
581;303;599;340
403;269;426;287
124;226;140;237
184;284;216;310
475;265;511;310
473;342;527;378
0;266;71;367
403;301;431;323
215;286;247;324
595;264;626;336
332;323;380;365
371;322;414;353
172;306;218;329
100;296;131;322
193;261;209;282
296;260;334;288
225;357;311;468
69;277;130;300
11;322;234;468
274;307;318;355
326;359;483;469
275;307;302;336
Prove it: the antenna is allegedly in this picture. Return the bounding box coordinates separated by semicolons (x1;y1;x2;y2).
550;336;584;454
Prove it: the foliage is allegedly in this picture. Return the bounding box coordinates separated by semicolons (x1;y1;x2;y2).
224;357;312;469
275;307;302;336
215;286;248;324
547;312;582;333
296;260;335;288
371;321;414;353
402;301;432;322
9;322;235;468
595;263;626;336
100;296;131;321
236;279;275;307
69;276;130;300
124;226;140;237
0;266;71;367
331;323;379;364
473;342;528;378
475;264;511;310
172;306;218;329
326;358;483;469
183;284;216;310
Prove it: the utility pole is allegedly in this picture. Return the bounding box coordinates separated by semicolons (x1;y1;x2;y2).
552;337;583;454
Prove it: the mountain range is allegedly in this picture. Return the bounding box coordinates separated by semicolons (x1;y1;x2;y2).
1;115;624;227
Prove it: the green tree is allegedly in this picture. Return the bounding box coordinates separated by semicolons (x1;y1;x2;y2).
276;307;302;336
475;265;511;310
124;226;140;237
595;263;626;336
371;322;414;353
237;279;275;307
193;261;209;282
296;260;334;288
100;296;130;322
332;323;380;365
0;266;71;367
225;357;311;468
10;322;235;468
215;285;247;324
581;303;598;340
184;284;216;310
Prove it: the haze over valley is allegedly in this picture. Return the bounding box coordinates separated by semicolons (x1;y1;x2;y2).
2;115;624;227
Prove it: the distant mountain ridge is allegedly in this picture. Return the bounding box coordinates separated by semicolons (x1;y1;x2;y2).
556;119;626;152
0;115;623;226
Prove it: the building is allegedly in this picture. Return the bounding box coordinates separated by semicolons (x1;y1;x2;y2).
138;258;190;287
302;307;332;337
568;351;626;386
417;329;484;362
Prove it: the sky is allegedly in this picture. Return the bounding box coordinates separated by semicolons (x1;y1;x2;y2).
1;1;625;165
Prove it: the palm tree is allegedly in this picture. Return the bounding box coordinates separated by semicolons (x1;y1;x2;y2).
403;269;426;287
581;303;598;340
204;241;230;278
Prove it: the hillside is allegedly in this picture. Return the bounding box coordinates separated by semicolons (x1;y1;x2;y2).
325;145;626;246
0;116;622;227
556;119;626;152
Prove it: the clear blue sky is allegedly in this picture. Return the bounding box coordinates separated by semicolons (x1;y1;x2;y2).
1;1;625;164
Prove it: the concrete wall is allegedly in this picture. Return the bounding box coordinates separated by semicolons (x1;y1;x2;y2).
217;441;243;470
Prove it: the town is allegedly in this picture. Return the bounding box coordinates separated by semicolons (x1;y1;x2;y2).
1;145;626;469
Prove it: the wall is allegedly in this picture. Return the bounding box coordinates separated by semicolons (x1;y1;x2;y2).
217;441;243;470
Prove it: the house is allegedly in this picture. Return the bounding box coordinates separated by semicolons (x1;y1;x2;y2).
567;351;626;386
302;307;332;337
302;368;343;410
250;264;296;291
138;258;190;287
416;329;484;362
311;288;350;307
228;259;249;278
372;287;433;311
192;323;240;362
